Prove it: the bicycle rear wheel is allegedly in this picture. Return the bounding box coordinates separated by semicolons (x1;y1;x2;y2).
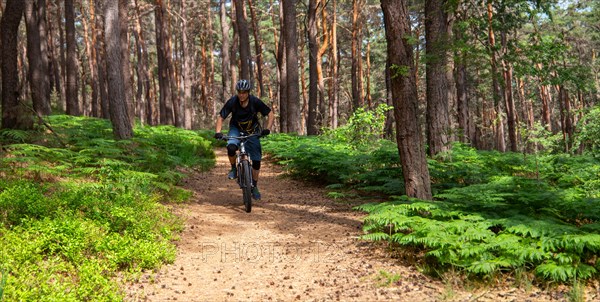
239;160;252;213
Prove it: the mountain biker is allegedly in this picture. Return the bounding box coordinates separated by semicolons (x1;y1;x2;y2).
214;79;274;200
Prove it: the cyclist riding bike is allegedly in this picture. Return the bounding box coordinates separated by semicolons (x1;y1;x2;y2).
214;79;274;200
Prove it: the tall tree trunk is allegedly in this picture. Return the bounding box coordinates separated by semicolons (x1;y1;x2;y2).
133;0;154;125
365;40;372;108
155;0;174;125
425;0;451;156
317;1;329;129
81;0;101;117
487;1;505;152
220;0;232;99
500;30;517;152
58;0;67;110
351;0;364;110
234;0;251;80
277;4;287;133
283;0;301;133
105;0;133;139
46;0;62;108
119;0;134;126
2;0;33;129
65;0;81;115
95;1;110;119
25;0;52;116
329;0;338;129
307;0;319;135
454;28;470;144
248;0;265;97
181;0;193;129
381;0;432;200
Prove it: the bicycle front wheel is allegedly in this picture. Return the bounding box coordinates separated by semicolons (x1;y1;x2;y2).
239;160;253;213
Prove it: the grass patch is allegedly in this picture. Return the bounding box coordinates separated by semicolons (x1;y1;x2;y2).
0;115;214;300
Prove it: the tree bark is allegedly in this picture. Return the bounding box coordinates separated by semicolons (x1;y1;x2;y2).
65;0;81;115
329;0;338;129
46;0;62;107
234;0;251;81
80;0;101;117
220;0;232;99
2;0;33;129
180;0;193;129
425;0;451;156
283;0;301;133
105;0;133;139
133;0;155;125
487;1;505;152
155;0;174;125
278;1;288;132
307;0;319;135
119;0;134;127
25;0;52;116
248;0;265;97
351;0;364;111
381;0;432;200
317;1;329;129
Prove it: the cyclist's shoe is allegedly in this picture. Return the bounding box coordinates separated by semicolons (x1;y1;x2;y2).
227;168;237;180
251;186;261;200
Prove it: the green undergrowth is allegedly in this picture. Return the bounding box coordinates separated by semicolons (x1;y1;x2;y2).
263;115;600;284
0;115;214;301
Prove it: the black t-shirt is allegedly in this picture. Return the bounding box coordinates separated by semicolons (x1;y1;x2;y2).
219;95;271;133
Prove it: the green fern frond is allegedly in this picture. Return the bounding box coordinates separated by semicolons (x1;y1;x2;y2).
536;262;577;282
361;232;391;241
0;129;30;142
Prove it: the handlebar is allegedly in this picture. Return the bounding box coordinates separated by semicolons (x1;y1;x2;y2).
220;133;262;141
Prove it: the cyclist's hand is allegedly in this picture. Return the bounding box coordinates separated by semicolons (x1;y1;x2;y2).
214;132;224;140
261;129;271;137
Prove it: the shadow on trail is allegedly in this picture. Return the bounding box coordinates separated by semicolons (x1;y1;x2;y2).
191;149;366;239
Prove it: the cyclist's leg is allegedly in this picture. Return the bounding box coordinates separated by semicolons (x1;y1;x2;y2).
246;136;262;181
226;127;241;178
246;137;263;200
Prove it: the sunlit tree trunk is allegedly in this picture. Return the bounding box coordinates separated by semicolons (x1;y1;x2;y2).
381;0;432;200
351;0;364;110
317;1;329;129
248;0;265;97
119;0;134;126
220;0;233;100
105;0;133;139
180;0;193;129
329;0;339;129
81;0;101;117
487;1;505;152
283;0;301;133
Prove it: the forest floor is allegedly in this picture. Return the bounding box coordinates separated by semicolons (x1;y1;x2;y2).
125;149;596;301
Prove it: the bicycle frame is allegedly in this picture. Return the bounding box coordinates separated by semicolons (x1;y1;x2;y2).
221;133;261;212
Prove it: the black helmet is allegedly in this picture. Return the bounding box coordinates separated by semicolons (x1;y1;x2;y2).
236;79;251;91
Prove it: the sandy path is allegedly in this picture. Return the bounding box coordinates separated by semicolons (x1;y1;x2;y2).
125;149;589;302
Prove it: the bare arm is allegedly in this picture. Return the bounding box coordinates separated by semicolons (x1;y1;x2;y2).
265;110;274;131
215;116;224;133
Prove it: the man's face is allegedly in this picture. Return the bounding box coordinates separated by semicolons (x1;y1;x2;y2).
237;90;249;103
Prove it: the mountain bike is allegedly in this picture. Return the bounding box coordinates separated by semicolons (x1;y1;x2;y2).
220;132;262;213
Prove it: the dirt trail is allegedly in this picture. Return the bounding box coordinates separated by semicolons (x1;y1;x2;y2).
126;150;583;302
